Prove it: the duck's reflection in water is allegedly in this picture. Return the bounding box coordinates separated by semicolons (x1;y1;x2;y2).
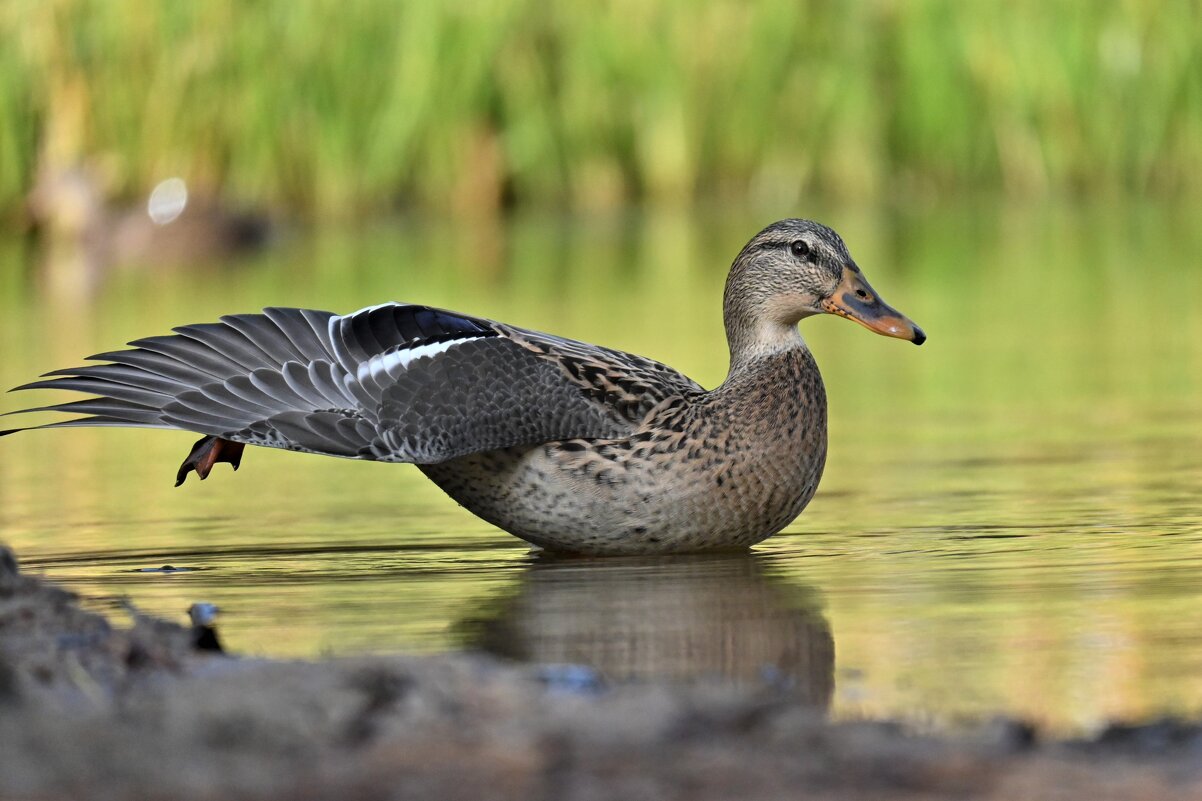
458;552;833;709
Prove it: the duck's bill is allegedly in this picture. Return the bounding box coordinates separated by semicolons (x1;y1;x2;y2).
820;268;926;345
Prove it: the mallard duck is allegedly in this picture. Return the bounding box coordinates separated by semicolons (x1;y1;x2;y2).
2;219;923;555
27;166;270;267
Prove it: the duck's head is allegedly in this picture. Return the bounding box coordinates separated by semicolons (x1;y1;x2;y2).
724;219;925;354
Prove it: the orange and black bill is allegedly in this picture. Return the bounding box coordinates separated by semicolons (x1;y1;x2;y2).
821;266;926;345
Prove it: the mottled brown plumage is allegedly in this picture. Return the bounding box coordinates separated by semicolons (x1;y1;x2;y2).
420;346;827;553
2;219;923;555
423;219;924;553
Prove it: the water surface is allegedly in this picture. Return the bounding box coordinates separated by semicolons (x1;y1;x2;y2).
1;201;1200;733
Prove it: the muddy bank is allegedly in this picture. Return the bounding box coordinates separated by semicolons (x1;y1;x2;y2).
2;545;1201;801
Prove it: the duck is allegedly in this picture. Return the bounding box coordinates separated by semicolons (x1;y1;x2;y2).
2;219;924;555
26;166;271;269
187;603;224;653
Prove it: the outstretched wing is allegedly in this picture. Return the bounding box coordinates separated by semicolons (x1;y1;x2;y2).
2;303;700;464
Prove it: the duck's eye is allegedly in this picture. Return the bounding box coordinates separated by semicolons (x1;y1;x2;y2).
789;240;811;259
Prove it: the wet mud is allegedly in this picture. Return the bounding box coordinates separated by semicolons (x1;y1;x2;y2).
2;544;1200;801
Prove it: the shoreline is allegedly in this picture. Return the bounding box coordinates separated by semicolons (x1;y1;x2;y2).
2;544;1200;801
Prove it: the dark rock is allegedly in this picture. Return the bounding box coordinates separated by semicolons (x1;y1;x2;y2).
0;546;19;596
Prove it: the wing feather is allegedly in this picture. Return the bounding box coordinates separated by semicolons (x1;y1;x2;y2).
219;314;310;365
2;304;700;465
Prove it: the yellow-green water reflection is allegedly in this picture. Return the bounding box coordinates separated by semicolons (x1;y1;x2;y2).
1;201;1200;733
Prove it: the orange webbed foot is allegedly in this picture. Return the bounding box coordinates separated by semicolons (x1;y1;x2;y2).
175;436;246;487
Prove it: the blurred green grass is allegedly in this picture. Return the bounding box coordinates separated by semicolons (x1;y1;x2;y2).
1;0;1199;217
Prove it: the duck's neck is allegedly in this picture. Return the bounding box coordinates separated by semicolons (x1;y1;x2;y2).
714;334;821;402
716;280;822;404
722;286;814;379
724;318;808;375
714;278;826;447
